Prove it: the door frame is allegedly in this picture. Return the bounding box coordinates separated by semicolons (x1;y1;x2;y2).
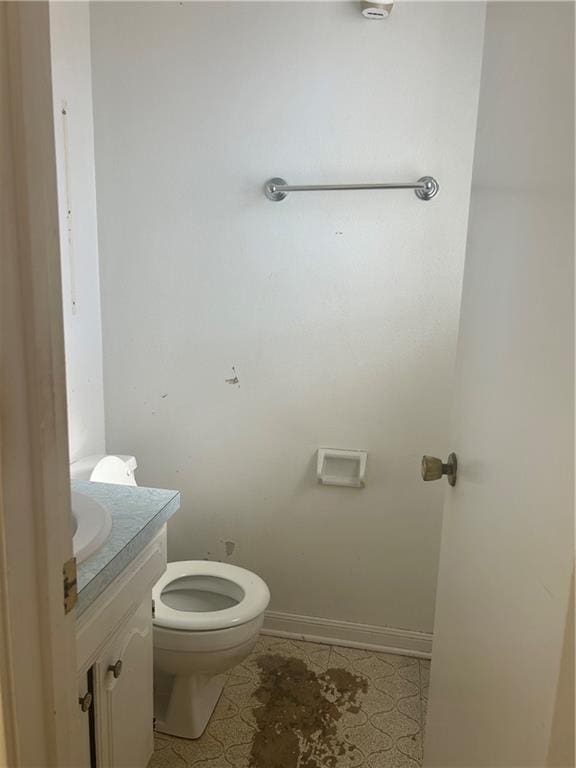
1;3;77;765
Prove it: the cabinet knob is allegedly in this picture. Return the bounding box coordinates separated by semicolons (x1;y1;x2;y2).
79;692;92;712
108;659;123;679
421;453;457;486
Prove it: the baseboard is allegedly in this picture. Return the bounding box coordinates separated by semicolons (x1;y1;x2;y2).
262;610;432;659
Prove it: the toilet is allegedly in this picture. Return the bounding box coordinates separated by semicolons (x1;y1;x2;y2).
70;453;138;485
152;560;269;738
70;454;271;740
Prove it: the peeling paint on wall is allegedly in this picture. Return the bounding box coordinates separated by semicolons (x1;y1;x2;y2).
225;365;240;387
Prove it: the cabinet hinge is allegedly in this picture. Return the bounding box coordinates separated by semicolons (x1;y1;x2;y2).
63;556;77;614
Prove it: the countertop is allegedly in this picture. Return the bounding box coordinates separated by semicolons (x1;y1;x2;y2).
72;479;180;617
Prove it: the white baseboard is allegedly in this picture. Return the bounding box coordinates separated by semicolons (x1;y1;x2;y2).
262;610;432;659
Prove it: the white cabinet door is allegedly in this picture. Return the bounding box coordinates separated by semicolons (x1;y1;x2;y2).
71;672;93;768
96;599;154;768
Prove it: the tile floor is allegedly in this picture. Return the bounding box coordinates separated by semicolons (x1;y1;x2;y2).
149;635;430;768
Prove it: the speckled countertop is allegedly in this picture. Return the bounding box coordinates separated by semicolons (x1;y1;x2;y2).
72;479;180;617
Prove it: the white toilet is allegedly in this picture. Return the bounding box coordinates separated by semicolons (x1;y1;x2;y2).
152;560;269;738
70;454;271;740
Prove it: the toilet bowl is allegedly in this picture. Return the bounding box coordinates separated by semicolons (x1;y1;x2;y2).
152;560;270;739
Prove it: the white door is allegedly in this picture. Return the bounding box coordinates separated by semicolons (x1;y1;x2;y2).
424;4;574;767
1;3;77;765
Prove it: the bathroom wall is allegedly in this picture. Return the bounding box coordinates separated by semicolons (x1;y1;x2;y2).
91;2;485;636
50;2;105;463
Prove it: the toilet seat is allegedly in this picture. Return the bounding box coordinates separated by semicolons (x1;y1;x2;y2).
153;561;270;631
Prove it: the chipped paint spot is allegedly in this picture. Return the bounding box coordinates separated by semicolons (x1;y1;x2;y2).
225;365;240;387
224;540;235;557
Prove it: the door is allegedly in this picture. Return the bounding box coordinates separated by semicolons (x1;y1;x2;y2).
1;3;77;765
424;4;574;767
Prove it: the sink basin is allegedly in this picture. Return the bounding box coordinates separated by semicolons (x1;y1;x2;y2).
72;491;112;564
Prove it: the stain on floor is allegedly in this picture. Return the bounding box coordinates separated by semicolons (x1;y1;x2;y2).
149;636;430;768
250;654;367;768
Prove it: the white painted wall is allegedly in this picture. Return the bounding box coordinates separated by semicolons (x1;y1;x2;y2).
91;1;485;633
50;2;105;463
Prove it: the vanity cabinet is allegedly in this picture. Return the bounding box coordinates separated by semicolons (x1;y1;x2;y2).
74;529;166;768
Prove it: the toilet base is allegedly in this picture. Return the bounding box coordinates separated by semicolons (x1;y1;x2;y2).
155;673;226;740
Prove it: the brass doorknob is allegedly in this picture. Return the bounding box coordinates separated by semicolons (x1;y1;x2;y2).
421;453;457;486
108;660;123;679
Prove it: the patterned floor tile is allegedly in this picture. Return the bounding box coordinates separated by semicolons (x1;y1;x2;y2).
170;732;224;765
419;659;431;744
419;659;431;691
150;637;429;768
148;743;188;768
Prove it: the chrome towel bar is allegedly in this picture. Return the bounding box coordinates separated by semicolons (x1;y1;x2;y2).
264;176;439;202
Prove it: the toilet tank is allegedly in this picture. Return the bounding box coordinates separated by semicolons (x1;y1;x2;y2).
70;454;138;486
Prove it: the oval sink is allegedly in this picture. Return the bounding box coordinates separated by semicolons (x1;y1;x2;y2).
72;491;112;564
